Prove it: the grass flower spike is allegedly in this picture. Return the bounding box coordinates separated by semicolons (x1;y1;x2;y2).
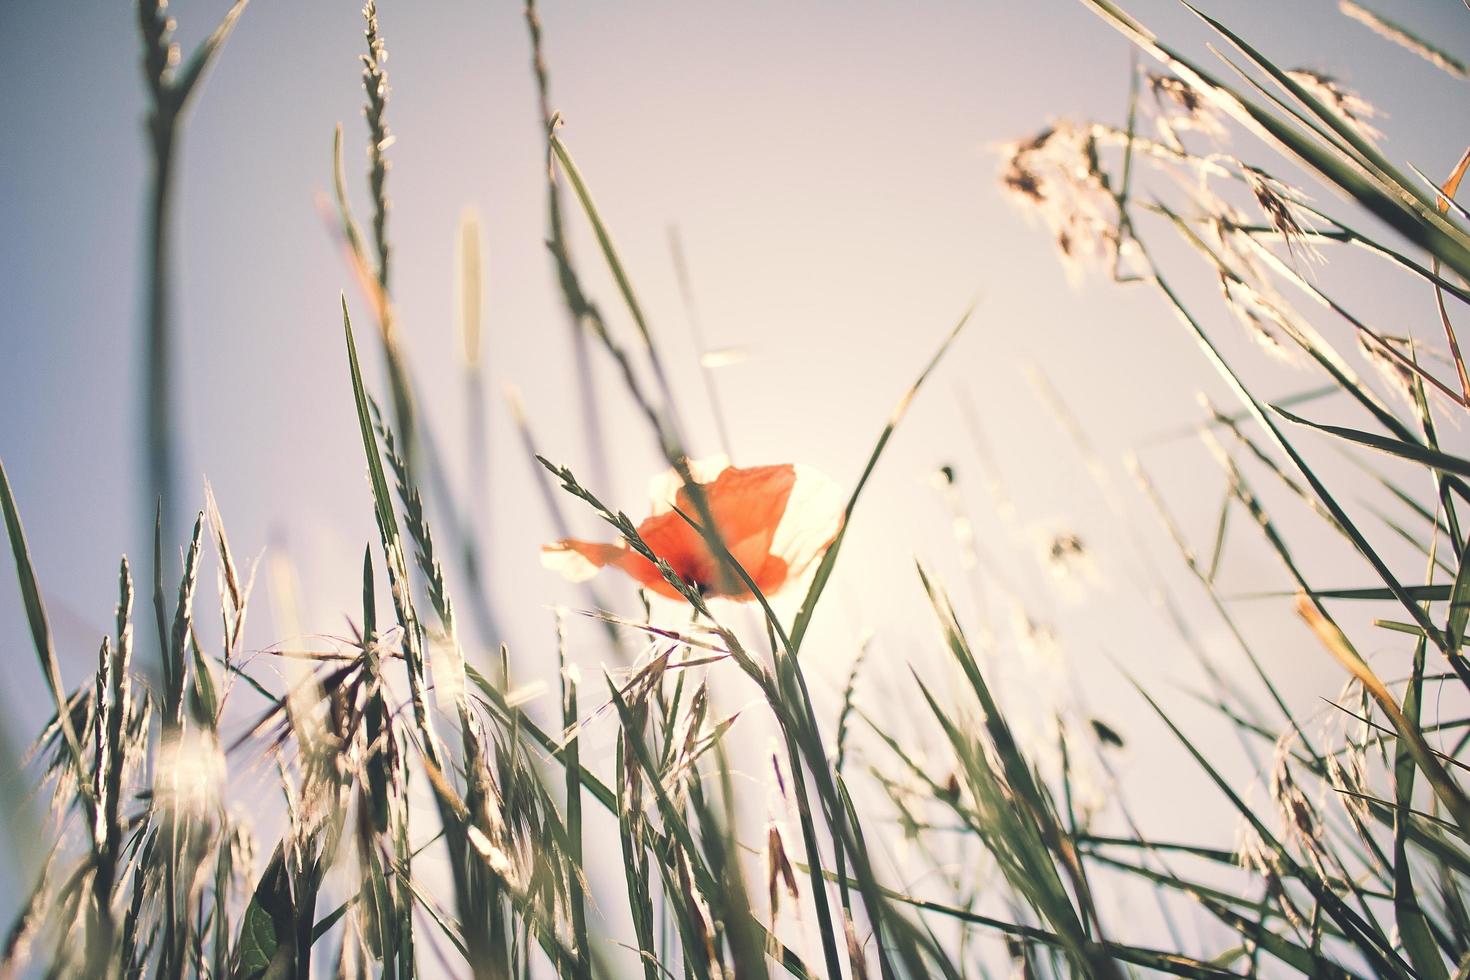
543;459;843;600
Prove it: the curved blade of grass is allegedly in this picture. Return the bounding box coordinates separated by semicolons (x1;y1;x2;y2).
1077;0;1470;279
1185;3;1409;196
547;133;654;355
1298;595;1470;840
1392;638;1450;979
789;308;971;652
1198;896;1362;979
1432;148;1470;406
341;297;442;768
1134;680;1411;976
342;297;400;583
1235;585;1452;601
1133;221;1461;674
844;872;1246;979
1191;5;1470;263
1274;404;1470;487
173;0;248;110
0;457;92;824
547;130;685;439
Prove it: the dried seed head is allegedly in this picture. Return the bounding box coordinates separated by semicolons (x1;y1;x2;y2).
1358;331;1422;407
1091;718;1125;749
1324;749;1379;871
468;824;520;889
1234;818;1277;880
1286;69;1383;141
1269;732;1329;875
1339;0;1470;79
766;823;800;917
1242;166;1321;267
999;122;1120;277
1035;527;1099;600
1202;197;1275;285
1047;532;1085;567
1002;166;1045;204
1151;74;1205;116
1149;73;1225;146
1218;271;1298;362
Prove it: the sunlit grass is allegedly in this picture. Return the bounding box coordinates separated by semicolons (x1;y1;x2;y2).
4;0;1470;976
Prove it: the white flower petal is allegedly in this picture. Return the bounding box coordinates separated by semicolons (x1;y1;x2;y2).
646;455;732;514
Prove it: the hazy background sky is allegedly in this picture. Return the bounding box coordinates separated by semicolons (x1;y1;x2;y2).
2;0;1468;961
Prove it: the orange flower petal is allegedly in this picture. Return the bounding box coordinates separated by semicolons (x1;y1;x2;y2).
645;455;732;515
542;461;844;603
541;539;628;582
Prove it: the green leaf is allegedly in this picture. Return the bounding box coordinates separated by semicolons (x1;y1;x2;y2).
1274;404;1470;486
232;848;293;980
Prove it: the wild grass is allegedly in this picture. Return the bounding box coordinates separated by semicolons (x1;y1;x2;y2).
4;0;1470;976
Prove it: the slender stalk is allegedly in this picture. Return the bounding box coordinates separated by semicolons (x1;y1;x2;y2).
143;128;178;549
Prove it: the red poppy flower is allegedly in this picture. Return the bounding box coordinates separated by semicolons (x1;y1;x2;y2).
542;459;843;601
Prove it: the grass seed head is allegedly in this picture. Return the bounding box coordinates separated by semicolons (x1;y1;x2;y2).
1148;73;1226;146
1242;166;1321;267
1218;272;1299;362
999;122;1120;277
1286;69;1384;141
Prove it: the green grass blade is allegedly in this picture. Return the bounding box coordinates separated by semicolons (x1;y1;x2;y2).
1393;639;1451;979
557;629;590;980
1134;680;1411;976
0;457;92;823
340;296;440;760
1448;538;1470;652
1274;404;1470;488
789;308;971;652
1076;0;1470;280
173;0;248;110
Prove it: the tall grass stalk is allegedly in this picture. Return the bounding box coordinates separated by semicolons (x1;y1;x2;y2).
136;0;247;551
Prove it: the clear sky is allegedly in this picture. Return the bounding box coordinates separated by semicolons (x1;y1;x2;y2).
1;0;1468;961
